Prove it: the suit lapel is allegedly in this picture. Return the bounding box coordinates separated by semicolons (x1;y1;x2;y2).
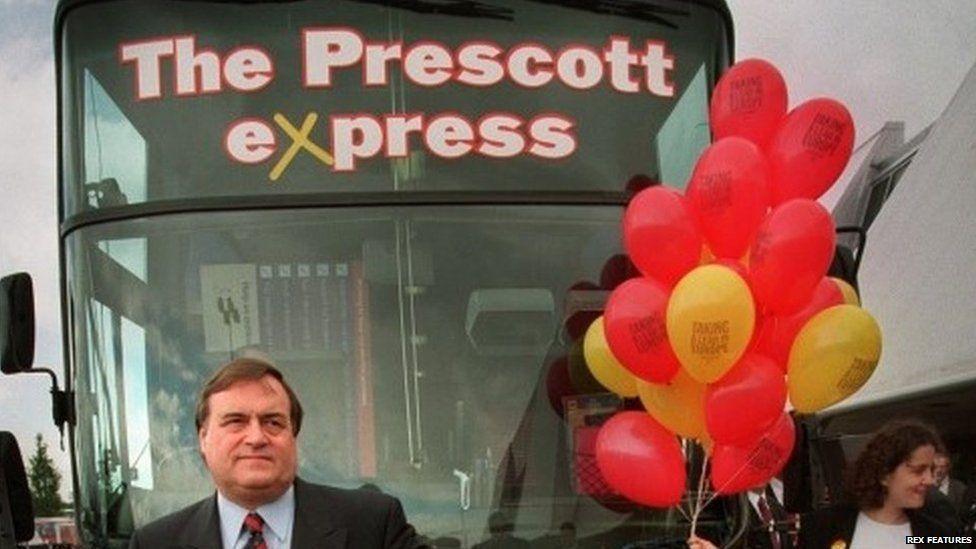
292;479;347;549
180;496;223;549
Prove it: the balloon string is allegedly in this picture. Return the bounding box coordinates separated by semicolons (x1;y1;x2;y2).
689;445;709;537
683;439;697;522
699;435;770;512
674;501;692;523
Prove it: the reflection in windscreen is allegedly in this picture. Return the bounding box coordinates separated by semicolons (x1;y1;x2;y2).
67;205;741;545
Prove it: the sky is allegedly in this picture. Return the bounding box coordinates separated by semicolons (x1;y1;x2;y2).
1;0;975;503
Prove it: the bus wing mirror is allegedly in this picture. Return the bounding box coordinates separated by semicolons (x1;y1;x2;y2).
0;431;34;546
0;273;74;441
0;273;35;374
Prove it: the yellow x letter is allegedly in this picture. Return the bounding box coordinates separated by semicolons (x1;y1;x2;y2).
270;112;334;182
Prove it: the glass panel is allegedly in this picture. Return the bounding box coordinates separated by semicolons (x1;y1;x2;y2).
97;238;147;282
83;69;147;208
121;317;153;490
60;0;728;215
884;161;911;198
862;176;890;229
66;205;735;546
656;62;711;187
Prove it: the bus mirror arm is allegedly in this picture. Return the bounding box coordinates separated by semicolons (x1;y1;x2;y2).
0;273;75;449
9;366;74;451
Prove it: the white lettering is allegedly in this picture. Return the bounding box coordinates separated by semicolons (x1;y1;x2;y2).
175;37;221;95
507;45;554;88
224;48;273;92
556;47;604;90
225;119;277;163
640;40;675;97
528;116;576;159
425;115;475;158
404;43;454;86
364;42;403;86
477;115;525;158
604;37;640;93
120;39;175;100
385;114;424;157
331;115;383;171
304;28;364;87
456;43;504;86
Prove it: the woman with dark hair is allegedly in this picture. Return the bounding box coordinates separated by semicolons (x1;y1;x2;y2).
800;420;965;548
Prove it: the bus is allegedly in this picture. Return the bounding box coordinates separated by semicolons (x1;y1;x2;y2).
2;0;736;546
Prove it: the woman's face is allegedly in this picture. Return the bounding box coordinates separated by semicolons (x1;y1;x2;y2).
882;444;937;510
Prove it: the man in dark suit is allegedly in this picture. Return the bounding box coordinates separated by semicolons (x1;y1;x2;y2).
934;452;968;518
129;358;424;548
742;479;797;549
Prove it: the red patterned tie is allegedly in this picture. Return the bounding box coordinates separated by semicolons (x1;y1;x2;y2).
757;494;782;549
243;512;268;549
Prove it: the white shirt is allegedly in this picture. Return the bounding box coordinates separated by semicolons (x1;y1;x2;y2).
217;486;295;549
747;478;785;517
939;478;950;495
850;512;913;549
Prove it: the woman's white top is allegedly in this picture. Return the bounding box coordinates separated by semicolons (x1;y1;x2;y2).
850;511;913;549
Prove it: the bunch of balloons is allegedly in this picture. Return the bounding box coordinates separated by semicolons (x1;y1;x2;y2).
588;59;883;508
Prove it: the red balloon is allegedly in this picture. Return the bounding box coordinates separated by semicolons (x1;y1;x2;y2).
705;354;786;445
686;137;771;259
710;59;788;149
623;187;702;287
752;277;844;369
596;412;686;507
714;258;751;286
604;278;680;384
710;413;795;495
768;98;855;204
749;200;836;315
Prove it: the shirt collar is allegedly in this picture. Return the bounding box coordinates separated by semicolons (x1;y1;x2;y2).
747;478;785;509
217;485;295;548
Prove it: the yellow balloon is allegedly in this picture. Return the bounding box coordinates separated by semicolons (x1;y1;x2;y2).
788;305;882;413
831;277;860;306
583;317;638;397
637;369;707;439
666;265;755;383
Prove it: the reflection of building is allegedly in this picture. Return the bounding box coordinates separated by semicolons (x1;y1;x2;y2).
828;60;976;408
29;516;79;547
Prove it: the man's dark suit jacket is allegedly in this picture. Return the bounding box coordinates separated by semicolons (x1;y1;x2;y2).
739;491;796;549
128;478;425;548
799;503;965;549
944;479;969;517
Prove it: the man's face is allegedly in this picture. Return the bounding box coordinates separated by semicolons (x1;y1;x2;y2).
933;454;950;484
199;376;298;508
